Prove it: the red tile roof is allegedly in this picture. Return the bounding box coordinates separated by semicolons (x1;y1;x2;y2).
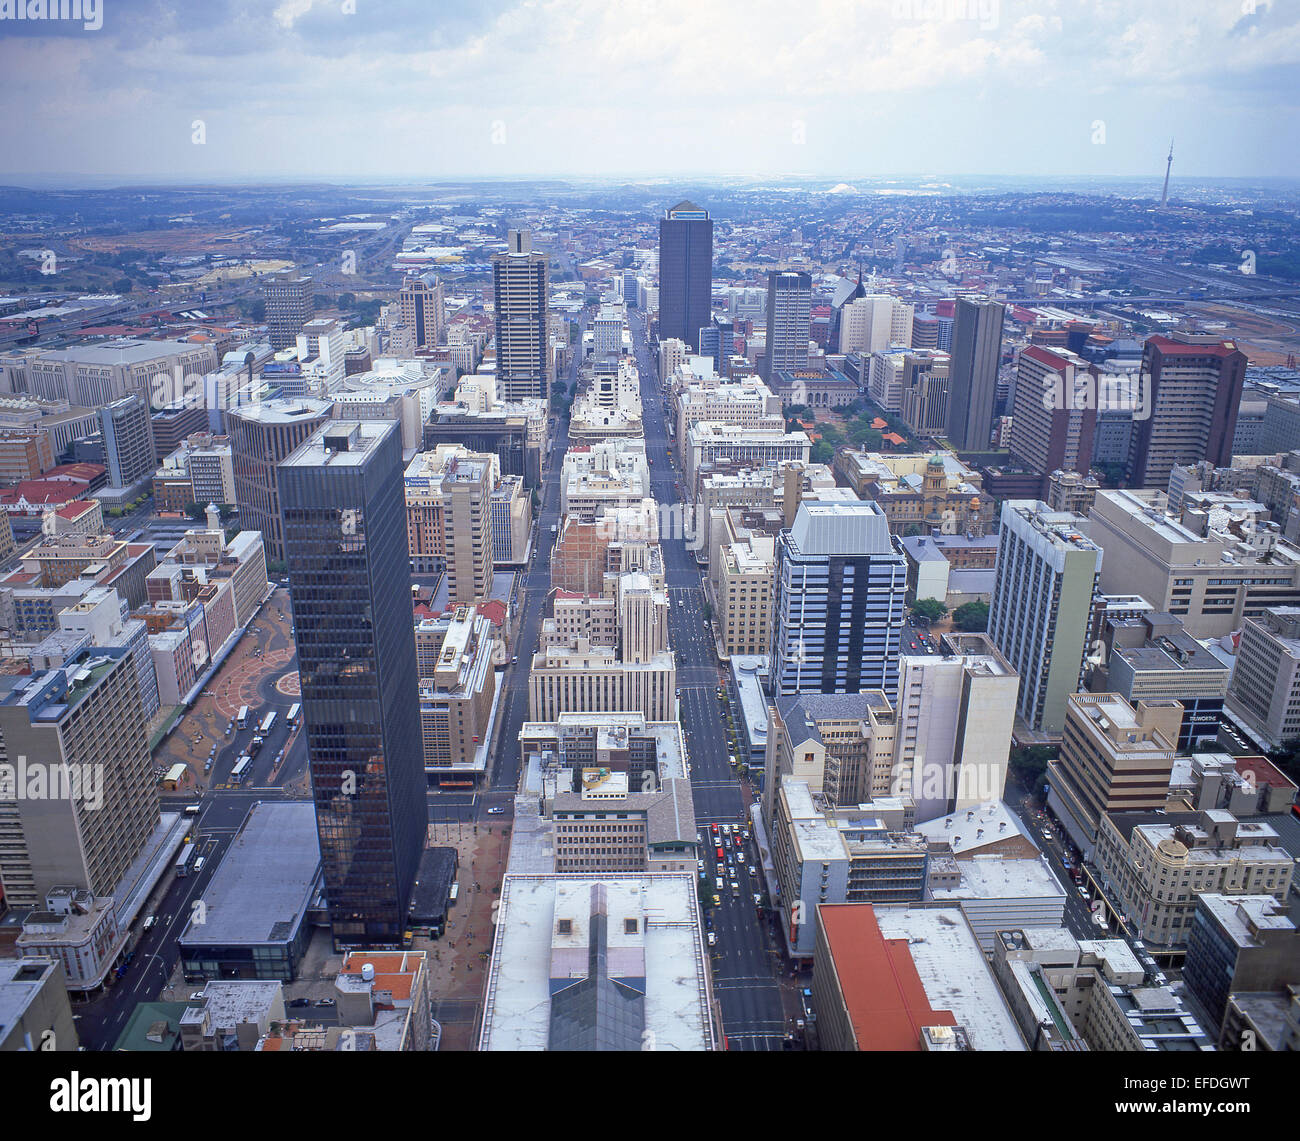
818;904;956;1051
1146;335;1239;358
1020;345;1071;370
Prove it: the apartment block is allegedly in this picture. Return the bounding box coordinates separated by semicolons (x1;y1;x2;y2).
1226;607;1300;751
1047;693;1182;860
415;605;498;777
987;501;1101;735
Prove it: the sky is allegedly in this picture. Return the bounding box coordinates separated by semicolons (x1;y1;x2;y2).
0;0;1298;186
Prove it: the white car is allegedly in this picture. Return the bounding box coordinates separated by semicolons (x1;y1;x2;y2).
487;806;506;815
715;877;724;891
696;860;704;872
707;931;717;946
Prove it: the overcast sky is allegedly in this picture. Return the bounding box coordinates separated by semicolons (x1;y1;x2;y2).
1;0;1297;185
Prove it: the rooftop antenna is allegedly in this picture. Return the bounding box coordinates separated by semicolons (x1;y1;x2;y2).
1160;139;1174;208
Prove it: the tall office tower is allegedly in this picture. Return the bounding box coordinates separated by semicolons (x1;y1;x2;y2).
658;338;687;383
764;271;813;380
98;393;155;488
492;230;551;402
987;501;1102;736
278;420;424;949
1009;347;1098;494
228;398;333;563
0;649;157;910
840;295;914;356
1125;333;1246;491
697;316;735;376
893;633;1019;822
770;500;908;697
264;274;315;350
442;451;495;606
658;201;713;349
593;303;626;358
945;298;1005;451
1046;693;1181;859
398;275;445;350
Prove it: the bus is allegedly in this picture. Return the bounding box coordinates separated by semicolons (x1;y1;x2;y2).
236;705;250;730
174;844;197;877
230;755;251;783
287;703;301;728
259;711;277;735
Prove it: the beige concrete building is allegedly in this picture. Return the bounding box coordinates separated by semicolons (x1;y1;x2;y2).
403;445;496;599
0;650;157;910
528;638;675;722
833;451;994;538
0;957;79;1052
1225;607;1300;751
1047;693;1182;860
1087;488;1300;638
1095;810;1294;953
415;605;498;777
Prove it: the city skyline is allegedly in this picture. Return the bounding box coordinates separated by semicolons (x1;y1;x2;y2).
1;0;1297;184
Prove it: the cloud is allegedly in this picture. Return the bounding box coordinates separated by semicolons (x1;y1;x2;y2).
0;0;1296;180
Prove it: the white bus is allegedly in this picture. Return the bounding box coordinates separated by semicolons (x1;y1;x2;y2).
236;705;250;730
287;703;301;728
174;844;198;877
259;711;277;735
230;755;251;783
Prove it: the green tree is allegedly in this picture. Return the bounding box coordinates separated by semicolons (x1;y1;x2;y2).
810;441;835;465
1009;746;1057;802
112;276;134;293
911;598;948;623
952;600;989;632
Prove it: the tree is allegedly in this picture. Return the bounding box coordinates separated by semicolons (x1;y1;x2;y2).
1009;745;1057;803
911;598;948;623
112;276;134;293
952;600;989;632
267;559;288;576
810;441;835;465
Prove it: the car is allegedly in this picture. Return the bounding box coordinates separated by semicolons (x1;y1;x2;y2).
183;804;201;815
189;991;206;1000
313;998;336;1007
487;806;505;814
748;865;757;877
288;997;312;1009
696;859;704;871
1078;887;1090;900
707;931;717;946
143;915;156;930
729;880;739;891
715;846;724;860
715;877;724;890
712;894;721;906
192;857;205;872
753;893;763;906
511;655;518;664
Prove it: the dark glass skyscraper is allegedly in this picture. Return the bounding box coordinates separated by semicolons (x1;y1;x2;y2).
944;297;1005;451
277;419;424;948
658;201;713;349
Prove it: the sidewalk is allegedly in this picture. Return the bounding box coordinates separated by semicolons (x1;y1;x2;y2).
415;821;512;1051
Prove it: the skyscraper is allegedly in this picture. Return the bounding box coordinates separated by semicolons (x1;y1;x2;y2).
263;275;315;350
658;201;713;349
492;229;551;403
97;393;155;488
1008;346;1098;495
1125;333;1246;491
770;500;908;697
278;419;424;948
765;270;812;380
944;298;1005;451
228;398;333;563
987;500;1101;735
398;275;446;350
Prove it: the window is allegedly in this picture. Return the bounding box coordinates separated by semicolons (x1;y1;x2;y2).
624;918;639;934
556;919;572;935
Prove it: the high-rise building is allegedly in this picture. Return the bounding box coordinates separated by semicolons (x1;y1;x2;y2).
0;648;157;910
441;451;495;606
1126;334;1246;489
1009;347;1098;494
1226;607;1300;751
264;275;315;350
893;634;1019;822
1046;693;1182;859
96;393;155;489
945;298;1005;451
658;201;713;349
987;501;1101;735
398;276;446;351
770;500;907;697
840;295;914;356
764;271;812;379
492;230;550;403
278;420;424;948
228;398;333;563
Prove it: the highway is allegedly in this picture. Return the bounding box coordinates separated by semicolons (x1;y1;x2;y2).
629;309;792;1051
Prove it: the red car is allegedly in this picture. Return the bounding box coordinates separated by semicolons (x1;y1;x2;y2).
716;846;724;860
